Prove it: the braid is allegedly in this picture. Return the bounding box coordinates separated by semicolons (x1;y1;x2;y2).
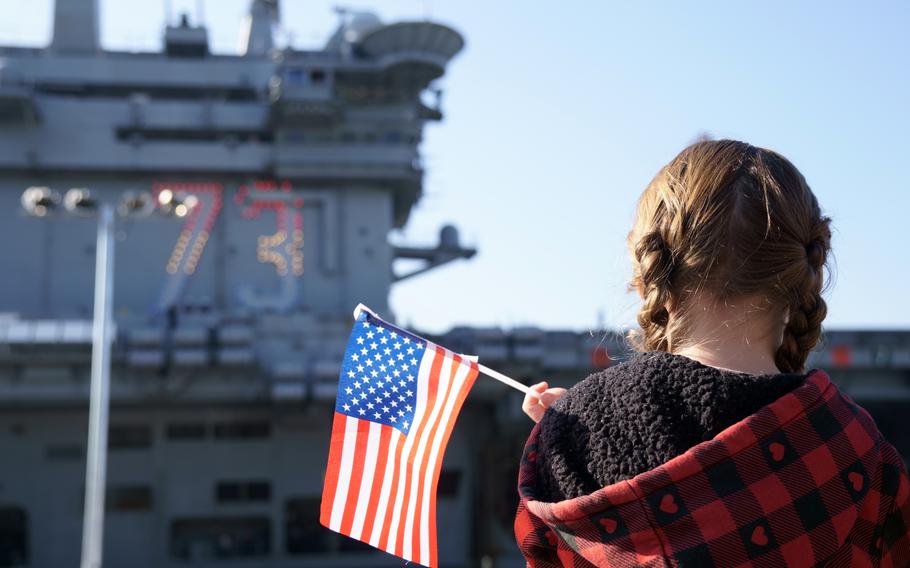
631;232;676;352
774;224;831;373
775;294;827;373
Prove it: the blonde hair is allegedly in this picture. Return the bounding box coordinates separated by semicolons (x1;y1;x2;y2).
627;139;831;372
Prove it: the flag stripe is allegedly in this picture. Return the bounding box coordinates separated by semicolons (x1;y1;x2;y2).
419;357;474;562
387;345;446;555
319;411;347;527
361;425;395;543
380;343;441;552
341;419;376;537
329;415;360;530
427;361;478;566
398;349;454;560
369;428;405;547
350;422;386;540
406;352;462;562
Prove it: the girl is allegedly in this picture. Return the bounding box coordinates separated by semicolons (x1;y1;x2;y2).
516;140;910;567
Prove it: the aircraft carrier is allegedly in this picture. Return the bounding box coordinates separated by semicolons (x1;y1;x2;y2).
0;1;908;566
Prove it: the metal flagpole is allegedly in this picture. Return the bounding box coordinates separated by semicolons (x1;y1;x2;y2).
80;203;115;568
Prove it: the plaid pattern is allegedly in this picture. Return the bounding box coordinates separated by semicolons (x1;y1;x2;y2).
515;369;910;567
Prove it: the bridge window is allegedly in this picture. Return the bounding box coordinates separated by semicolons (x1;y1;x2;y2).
282;130;306;143
109;424;152;450
213;421;270;440
216;481;271;504
166;422;207;441
286;68;306;84
45;444;84;461
0;507;28;567
438;469;462;499
108;485;153;512
285;497;330;554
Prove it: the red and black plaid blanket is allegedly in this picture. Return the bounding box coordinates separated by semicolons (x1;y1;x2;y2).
515;369;910;567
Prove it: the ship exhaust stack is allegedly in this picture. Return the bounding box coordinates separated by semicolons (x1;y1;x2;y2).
239;0;279;56
51;0;99;53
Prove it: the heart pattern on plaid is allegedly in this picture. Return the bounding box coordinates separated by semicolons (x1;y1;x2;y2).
515;370;910;568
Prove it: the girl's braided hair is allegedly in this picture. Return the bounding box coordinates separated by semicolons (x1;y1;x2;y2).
627;140;831;372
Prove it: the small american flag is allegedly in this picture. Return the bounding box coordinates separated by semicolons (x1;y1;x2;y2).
320;308;478;567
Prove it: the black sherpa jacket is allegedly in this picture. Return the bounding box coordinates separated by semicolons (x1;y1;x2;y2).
535;351;807;503
516;351;910;566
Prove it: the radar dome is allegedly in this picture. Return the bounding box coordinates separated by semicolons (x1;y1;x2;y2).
325;11;383;51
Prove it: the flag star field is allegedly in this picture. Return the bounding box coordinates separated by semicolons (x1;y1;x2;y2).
335;315;425;434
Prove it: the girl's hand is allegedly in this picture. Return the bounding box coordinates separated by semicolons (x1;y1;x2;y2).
522;381;567;423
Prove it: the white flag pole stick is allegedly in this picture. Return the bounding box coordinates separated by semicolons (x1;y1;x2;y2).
352;303;536;397
477;363;532;395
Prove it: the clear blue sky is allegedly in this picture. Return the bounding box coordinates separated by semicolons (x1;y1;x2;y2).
4;0;909;333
